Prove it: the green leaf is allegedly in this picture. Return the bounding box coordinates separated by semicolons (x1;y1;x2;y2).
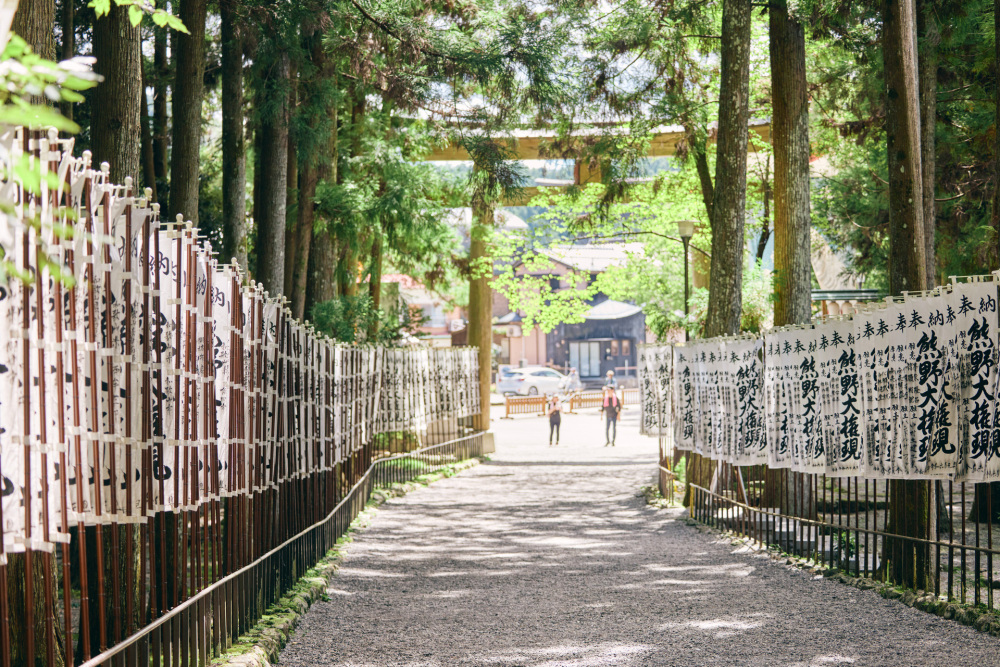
165;14;190;34
152;11;168;27
128;4;143;26
89;0;112;19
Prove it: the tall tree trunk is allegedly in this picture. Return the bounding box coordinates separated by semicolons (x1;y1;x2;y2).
291;161;316;320
367;232;383;339
13;0;54;58
220;0;247;269
168;0;208;224
255;51;290;295
769;0;816;521
704;0;751;339
304;94;339;317
684;0;751;508
153;24;168;184
466;198;493;432
918;1;938;288
994;0;1000;265
882;0;930;591
684;123;714;222
283;59;299;292
770;0;812;328
755;165;771;263
884;0;927;296
335;95;365;299
59;0;73;121
91;1;141;183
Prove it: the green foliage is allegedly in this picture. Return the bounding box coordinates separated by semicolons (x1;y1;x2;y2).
0;34;98;286
0;36;99;133
805;0;999;284
687;260;774;336
89;0;189;33
310;294;427;346
491;140;773;339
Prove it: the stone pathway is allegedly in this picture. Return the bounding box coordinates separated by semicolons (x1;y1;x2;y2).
278;403;1000;666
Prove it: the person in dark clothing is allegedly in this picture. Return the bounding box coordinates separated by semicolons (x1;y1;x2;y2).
547;395;562;446
601;386;621;446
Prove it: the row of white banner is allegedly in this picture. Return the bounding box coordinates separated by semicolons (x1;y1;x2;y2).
639;277;1000;483
0;130;480;558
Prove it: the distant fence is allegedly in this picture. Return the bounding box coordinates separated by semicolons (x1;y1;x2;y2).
502;388;638;418
503;395;547;418
0;129;484;666
638;281;1000;610
568;387;637;412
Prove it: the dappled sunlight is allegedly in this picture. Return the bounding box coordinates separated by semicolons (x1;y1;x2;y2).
658;617;767;639
480;642;654;666
788;656;858;667
280;412;1000;667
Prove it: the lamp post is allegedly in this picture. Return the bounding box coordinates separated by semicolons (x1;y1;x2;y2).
677;220;696;342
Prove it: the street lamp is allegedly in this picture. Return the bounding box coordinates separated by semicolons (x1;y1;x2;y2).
677;220;696;342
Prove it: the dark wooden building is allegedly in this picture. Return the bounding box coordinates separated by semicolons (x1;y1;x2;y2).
547;297;646;388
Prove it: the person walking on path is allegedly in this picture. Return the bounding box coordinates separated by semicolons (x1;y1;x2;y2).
547;394;562;446
601;386;621;446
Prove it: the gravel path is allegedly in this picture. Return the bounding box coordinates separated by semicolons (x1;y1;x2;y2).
278;405;1000;666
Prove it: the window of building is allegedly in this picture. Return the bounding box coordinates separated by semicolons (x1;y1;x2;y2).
549;277;561;291
610;340;619;356
622;339;631;356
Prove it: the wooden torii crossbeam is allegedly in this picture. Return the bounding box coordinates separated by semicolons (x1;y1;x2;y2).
424;121;772;205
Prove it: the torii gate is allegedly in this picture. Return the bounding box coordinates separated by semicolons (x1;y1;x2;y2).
423;121;773;204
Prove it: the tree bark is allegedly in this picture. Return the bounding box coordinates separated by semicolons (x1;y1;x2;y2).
59;0;73;121
919;0;938;288
7;552;64;667
220;0;247;269
283;59;299;293
153;24;168;184
704;0;751;339
304;95;339;317
755;171;771;263
13;0;55;59
994;0;1000;265
684;123;714;222
466;198;493;431
255;51;290;295
884;0;927;296
367;232;382;339
882;0;930;590
168;0;208;224
91;1;141;184
770;0;812;328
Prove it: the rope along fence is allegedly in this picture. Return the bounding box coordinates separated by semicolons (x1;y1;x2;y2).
0;128;483;666
639;278;1000;610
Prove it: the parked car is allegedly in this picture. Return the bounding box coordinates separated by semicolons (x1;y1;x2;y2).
497;367;568;396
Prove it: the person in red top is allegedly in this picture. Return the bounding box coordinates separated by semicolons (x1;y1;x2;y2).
601;386;621;446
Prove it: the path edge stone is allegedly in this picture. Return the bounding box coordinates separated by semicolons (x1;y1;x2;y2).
212;457;483;667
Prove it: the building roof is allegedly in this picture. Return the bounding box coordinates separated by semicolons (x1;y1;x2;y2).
496;311;523;324
584;299;643;320
539;243;643;273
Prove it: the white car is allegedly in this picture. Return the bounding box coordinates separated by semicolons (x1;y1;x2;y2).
498;367;567;396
